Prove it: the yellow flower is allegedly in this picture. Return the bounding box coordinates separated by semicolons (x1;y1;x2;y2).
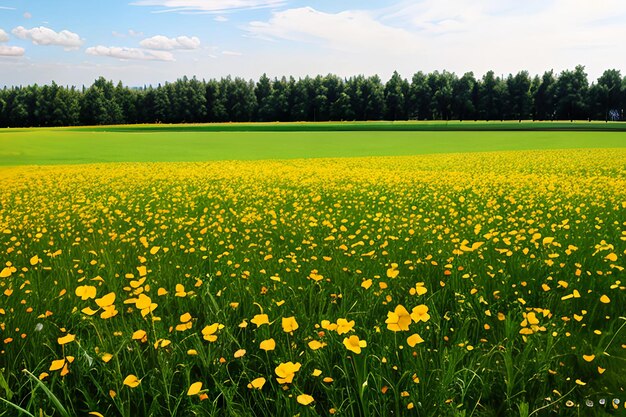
407;333;424;347
136;265;147;277
132;329;147;341
309;270;324;282
297;394;315;406
234;349;246;358
409;282;427;296
600;295;610;304
187;382;203;396
275;361;301;384
49;359;66;371
176;313;193;331
75;285;97;300
80;307;98;316
175;284;187;297
410;305;430;323
100;305;118;319
308;340;326;350
336;318;355;335
135;294;157;316
259;338;276;351
123;374;141;388
202;323;224;342
521;311;539;327
282;316;299;333
247;377;266;390
387;263;400;278
57;333;75;345
385;305;411;331
343;335;367;354
582;354;595;362
321;320;338;331
153;339;171;349
251;314;269;327
95;292;116;308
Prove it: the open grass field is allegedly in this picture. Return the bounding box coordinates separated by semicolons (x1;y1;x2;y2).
0;123;625;416
0;122;625;166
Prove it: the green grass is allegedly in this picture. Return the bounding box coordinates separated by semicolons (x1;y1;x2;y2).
1;122;625;166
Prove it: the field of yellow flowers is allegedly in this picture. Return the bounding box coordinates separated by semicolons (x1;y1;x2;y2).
0;148;624;416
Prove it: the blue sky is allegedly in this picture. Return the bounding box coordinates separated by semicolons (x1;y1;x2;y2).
1;0;625;86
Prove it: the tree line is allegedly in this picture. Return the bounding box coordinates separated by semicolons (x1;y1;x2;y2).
1;65;625;127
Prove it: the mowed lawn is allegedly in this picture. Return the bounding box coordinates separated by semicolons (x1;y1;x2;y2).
0;123;625;165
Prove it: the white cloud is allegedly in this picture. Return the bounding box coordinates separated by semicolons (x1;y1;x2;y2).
222;50;242;56
0;45;24;56
0;28;25;57
247;7;421;55
12;26;83;49
130;0;284;13
214;15;228;22
140;35;200;50
23;12;32;19
0;6;15;10
377;0;626;78
86;45;174;61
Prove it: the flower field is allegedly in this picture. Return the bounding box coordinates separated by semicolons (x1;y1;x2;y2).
0;148;624;416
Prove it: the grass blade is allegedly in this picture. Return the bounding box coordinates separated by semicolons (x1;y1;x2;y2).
22;370;70;417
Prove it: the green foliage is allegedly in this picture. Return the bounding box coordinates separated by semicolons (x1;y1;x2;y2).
2;67;625;128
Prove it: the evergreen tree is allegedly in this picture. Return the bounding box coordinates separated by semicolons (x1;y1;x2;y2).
554;65;589;121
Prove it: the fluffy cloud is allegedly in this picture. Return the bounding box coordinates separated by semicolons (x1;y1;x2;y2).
247;7;421;55
0;45;25;56
140;35;200;50
0;28;25;57
379;0;626;76
12;26;83;49
131;0;284;13
86;46;174;61
244;1;626;81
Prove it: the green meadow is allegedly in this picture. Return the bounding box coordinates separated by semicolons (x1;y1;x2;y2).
0;122;625;166
0;122;624;417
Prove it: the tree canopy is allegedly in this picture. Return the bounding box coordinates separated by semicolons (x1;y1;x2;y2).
1;67;625;127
